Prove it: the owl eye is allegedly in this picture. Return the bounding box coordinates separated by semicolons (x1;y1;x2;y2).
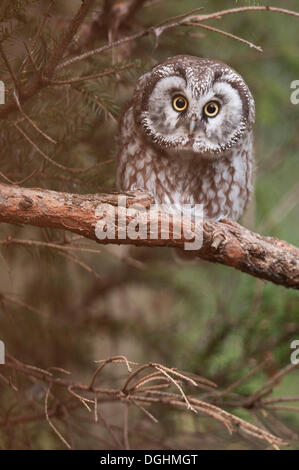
203;101;220;118
172;95;188;112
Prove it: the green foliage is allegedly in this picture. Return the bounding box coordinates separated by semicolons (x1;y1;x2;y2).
74;80;119;119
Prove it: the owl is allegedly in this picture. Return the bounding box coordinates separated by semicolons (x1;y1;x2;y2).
116;55;255;223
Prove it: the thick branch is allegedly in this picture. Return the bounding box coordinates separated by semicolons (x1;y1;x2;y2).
0;183;298;289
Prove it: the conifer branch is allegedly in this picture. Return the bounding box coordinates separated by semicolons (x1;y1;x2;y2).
0;0;96;118
0;183;298;290
0;4;298;119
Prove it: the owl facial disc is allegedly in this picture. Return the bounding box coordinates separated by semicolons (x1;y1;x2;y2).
134;56;255;158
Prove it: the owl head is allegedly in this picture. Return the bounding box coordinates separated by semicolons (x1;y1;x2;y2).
133;55;255;158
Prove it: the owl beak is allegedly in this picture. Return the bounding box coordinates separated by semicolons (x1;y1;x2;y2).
189;115;198;135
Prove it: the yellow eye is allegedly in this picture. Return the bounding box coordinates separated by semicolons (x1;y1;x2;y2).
172;95;188;112
203;101;220;118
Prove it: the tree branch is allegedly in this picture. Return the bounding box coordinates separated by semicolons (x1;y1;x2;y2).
0;5;298;120
0;0;96;119
0;183;298;289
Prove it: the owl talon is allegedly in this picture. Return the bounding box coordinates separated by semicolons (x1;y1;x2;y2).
220;218;238;228
211;231;227;250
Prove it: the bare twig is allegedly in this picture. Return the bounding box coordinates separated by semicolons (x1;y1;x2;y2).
187;22;262;52
45;385;72;449
57;5;299;70
1;355;293;448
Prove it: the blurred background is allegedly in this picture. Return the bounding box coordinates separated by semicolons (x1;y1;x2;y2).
0;0;298;449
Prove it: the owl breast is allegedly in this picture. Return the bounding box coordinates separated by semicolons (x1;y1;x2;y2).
116;106;254;222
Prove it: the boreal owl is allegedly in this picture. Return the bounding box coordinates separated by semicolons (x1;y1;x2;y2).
116;55;255;222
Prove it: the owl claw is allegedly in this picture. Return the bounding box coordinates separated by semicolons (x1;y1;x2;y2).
211;230;227;250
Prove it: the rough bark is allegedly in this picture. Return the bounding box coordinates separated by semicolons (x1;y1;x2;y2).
0;182;298;289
